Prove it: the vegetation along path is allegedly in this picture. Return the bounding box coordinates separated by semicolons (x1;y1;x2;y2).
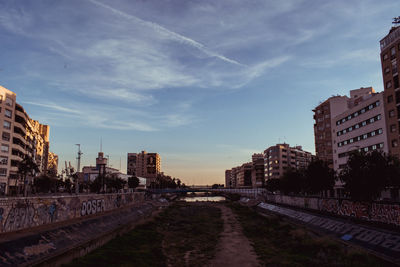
63;201;393;267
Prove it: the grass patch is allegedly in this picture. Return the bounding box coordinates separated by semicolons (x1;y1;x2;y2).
229;203;391;267
64;203;223;267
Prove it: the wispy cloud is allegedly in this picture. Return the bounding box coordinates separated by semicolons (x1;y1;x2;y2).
87;0;245;67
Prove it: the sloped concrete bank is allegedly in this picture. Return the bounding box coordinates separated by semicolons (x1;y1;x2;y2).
0;200;165;266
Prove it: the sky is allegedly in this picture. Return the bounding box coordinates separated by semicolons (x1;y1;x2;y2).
0;0;399;185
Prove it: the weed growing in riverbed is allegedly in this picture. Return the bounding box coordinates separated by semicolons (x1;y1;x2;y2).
64;203;223;267
229;203;391;267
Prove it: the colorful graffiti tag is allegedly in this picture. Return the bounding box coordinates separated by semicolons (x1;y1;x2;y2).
0;192;144;234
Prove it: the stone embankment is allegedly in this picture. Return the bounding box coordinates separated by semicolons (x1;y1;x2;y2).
0;193;168;266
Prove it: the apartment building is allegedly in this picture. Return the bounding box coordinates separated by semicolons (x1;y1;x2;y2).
127;151;161;185
236;162;252;187
264;143;313;181
251;153;265;187
225;169;232;188
0;86;53;195
380;25;400;157
333;90;388;172
313;96;349;168
47;152;59;177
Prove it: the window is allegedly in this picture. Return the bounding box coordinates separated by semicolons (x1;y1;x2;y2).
392;139;398;148
371;131;376;136
348;127;352;132
378;129;383;134
347;115;352;120
361;108;365;114
394;76;399;89
383;53;389;60
5;98;13;107
386;81;392;89
3;121;11;130
1;144;9;153
5;109;12;118
370;118;374;123
0;168;6;176
364;147;369;152
362;121;367;126
389;109;395;117
0;156;7;165
391;124;397;132
391;46;396;58
385;67;390;74
2;132;10;142
363;134;368;139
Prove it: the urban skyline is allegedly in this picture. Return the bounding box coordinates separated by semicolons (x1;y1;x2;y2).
1;1;399;185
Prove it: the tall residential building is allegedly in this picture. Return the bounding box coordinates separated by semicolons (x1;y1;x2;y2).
313;96;349;168
225;169;232;188
333;90;388;172
127;151;161;185
264;143;313;180
380;25;400;157
0;86;53;195
251;153;265;187
47;152;59;177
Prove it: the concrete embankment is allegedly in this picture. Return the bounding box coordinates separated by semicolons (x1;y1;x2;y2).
0;200;166;266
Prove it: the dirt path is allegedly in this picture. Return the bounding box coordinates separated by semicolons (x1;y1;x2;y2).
209;204;260;267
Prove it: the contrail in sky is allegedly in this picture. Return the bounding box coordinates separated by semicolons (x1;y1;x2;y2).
87;0;245;67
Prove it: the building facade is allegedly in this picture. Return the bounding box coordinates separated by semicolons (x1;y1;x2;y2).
380;25;400;158
127;151;161;185
313;96;349;168
264;143;313;181
0;86;54;195
333;91;388;172
251;153;265;187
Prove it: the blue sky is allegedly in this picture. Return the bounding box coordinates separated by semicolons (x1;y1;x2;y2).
0;0;399;185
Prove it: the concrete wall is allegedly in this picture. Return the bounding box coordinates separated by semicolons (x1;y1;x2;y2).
0;192;144;233
212;189;400;227
265;194;400;226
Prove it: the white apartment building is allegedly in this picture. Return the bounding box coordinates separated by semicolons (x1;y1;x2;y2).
333;89;388;173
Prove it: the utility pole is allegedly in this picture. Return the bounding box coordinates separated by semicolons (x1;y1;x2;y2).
75;144;83;194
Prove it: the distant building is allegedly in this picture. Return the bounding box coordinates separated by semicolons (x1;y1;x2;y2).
236;162;252;187
127;151;161;186
251;153;264;187
0;86;55;195
313;95;349;168
47;152;58;177
225;169;232;188
264;143;313;181
380;25;400;158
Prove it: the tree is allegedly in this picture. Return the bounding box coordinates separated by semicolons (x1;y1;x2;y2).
304;159;335;195
128;176;140;189
339;150;400;201
17;155;39;196
34;175;57;193
280;168;305;194
265;178;281;192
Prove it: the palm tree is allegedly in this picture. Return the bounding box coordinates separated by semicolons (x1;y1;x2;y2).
17;155;39;197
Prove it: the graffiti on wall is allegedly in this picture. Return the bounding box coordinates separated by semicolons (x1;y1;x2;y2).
81;199;106;216
266;194;400;227
0;192;144;234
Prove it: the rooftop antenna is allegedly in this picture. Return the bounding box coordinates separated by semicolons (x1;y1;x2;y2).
100;137;102;152
393;16;400;25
